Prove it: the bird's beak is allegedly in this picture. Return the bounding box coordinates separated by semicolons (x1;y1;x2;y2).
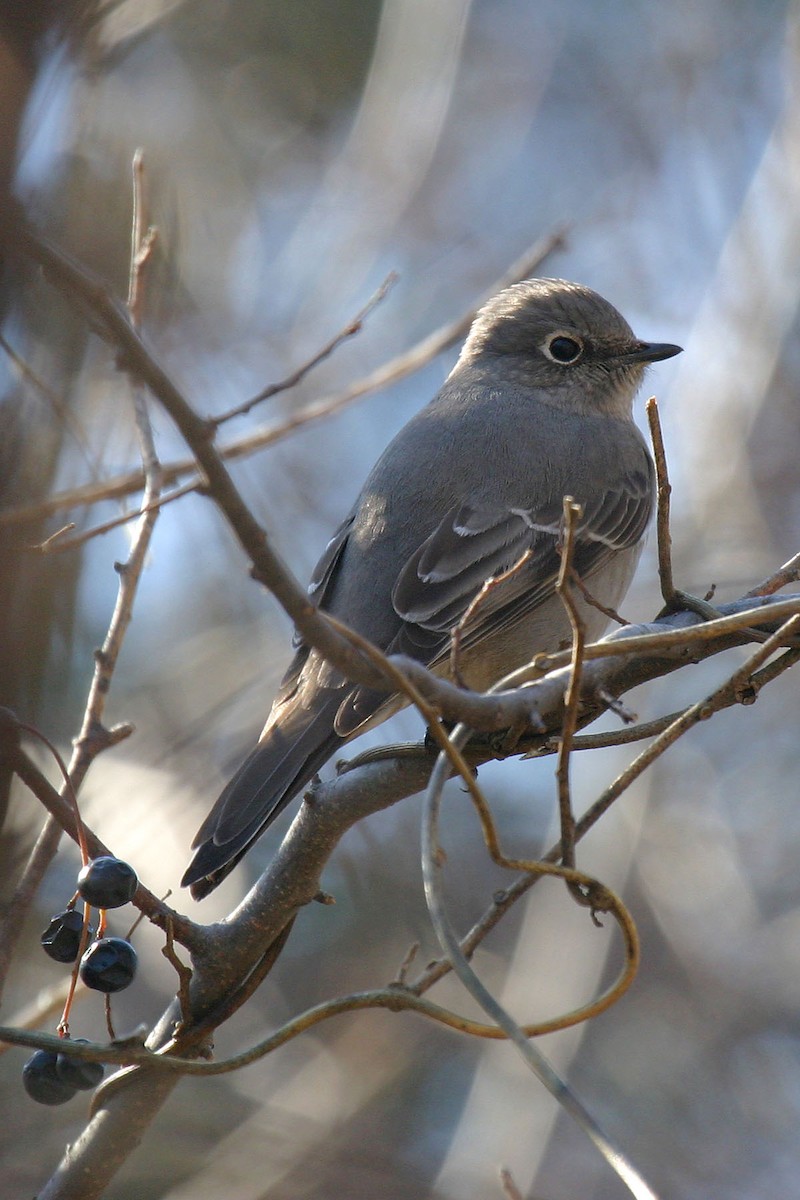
617;340;683;364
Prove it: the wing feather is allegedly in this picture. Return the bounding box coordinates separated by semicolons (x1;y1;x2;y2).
335;460;653;734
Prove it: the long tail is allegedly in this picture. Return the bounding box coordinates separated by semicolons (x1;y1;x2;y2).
182;697;343;899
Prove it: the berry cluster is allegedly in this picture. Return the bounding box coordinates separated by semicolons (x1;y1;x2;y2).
22;1043;104;1106
24;855;139;1106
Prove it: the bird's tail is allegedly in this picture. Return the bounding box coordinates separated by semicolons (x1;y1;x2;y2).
181;696;343;899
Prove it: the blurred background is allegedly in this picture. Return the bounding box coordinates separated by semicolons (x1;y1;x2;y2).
1;1;799;1196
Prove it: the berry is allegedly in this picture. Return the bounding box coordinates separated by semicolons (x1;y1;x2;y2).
22;1050;76;1105
79;936;137;993
55;1039;104;1090
40;909;92;963
77;857;138;909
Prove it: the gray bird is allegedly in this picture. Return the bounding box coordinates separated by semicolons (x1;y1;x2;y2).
183;278;681;898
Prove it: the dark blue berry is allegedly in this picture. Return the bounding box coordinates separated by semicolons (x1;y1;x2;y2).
79;936;137;993
40;909;91;963
77;857;138;909
22;1050;77;1105
55;1039;105;1090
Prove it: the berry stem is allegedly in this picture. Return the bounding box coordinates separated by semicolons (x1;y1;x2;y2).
58;900;94;1036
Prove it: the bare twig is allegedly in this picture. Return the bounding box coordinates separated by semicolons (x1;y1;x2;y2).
14;721;90;865
528;594;800;676
571;612;800;837
0;180;170;1000
0;227;566;531
5;591;794;1200
5;605;798;1078
567;712;680;751
0;174;207;997
409;620;800;999
324;614;485;819
9;739;200;949
499;1166;526;1200
449;548;533;686
0;976;88;1055
645;396;752;631
211;272;398;425
161;918;193;1026
327;614;639;1027
0;332;105;480
570;567;630;626
554;497;584;869
420;720;653;1200
645;397;676;606
126;148;158;325
393;942;420;986
35;476;197;554
746;549;800;597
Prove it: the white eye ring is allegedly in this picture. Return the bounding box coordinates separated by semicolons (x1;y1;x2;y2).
542;333;584;364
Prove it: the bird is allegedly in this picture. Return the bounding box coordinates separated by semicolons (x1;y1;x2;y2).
182;278;681;898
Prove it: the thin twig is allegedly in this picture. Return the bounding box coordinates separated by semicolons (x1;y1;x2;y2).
746;549;800;598
161;918;193;1026
35;476;197;554
499;1167;526;1200
561;712;685;751
409;623;800;999
449;548;533;686
554;498;584;869
323;613;486;819
327;614;640;1035
0;976;88;1055
211;272;398;425
0;227;566;530
1;605;794;1191
126;148;158;325
645;397;675;606
0;332;105;480
10;732;201;949
0;174;169;997
0;174;206;989
645;395;755;631
528;594;800;675
570;567;630;626
570;612;800;839
420;722;653;1200
393;942;420;986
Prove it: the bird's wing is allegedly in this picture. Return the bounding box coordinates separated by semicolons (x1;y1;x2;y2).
404;467;652;649
308;508;358;603
273;508;357;708
334;463;652;733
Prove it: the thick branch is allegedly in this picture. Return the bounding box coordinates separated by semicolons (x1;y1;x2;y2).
163;591;800;1004
11;587;799;1200
6;215;795;1200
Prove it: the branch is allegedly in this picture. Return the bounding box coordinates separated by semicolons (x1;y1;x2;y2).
0;227;566;530
420;713;653;1199
410;616;800;998
0;176;170;1001
6;720;201;950
554;497;584;868
6;213;796;1199
210;271;398;425
9;585;797;1200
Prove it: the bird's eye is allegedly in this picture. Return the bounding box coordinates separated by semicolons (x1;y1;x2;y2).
543;334;583;364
